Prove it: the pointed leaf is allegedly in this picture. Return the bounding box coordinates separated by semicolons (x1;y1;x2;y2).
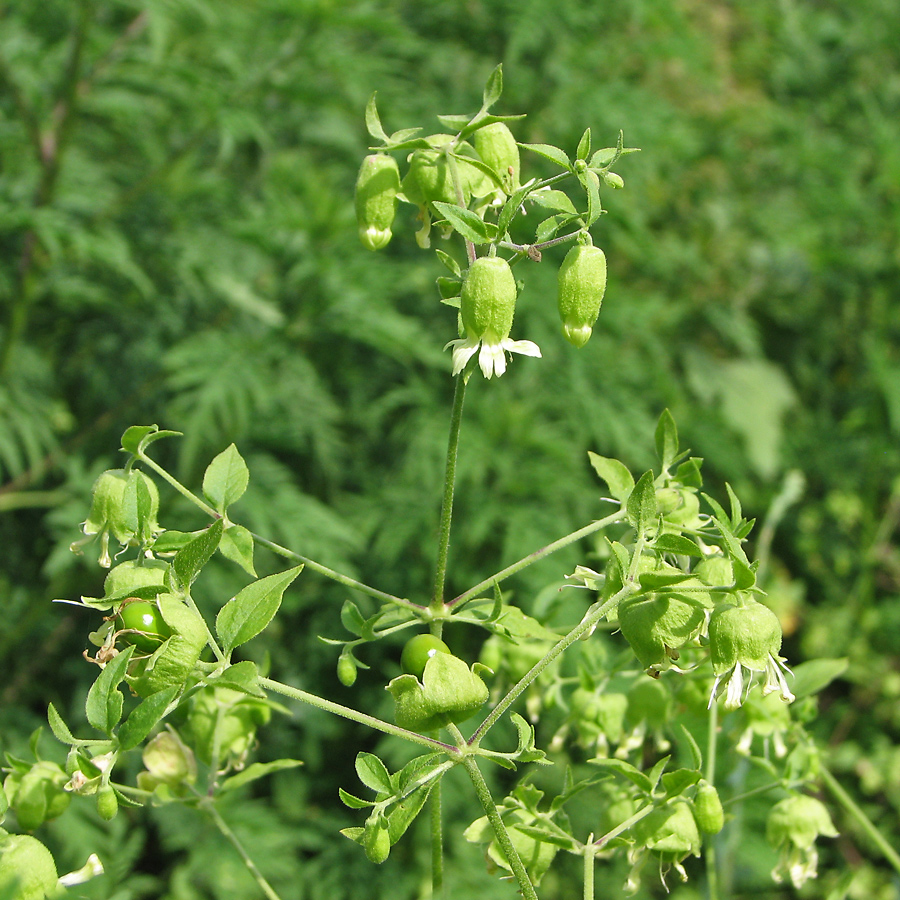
206;660;265;697
341;600;367;637
588;453;634;501
482;64;503;110
529;190;577;214
655;410;679;471
588;757;653;793
203;444;249;513
790;658;848;699
627;471;659;535
431;202;497;244
435;249;462;277
436;114;472;131
216;566;303;653
85;645;134;735
365;93;389;142
520;142;572;170
661;768;700;798
47;703;76;745
678;723;703;770
118;686;179;750
339;788;374;809
218;524;256;576
120;425;181;455
172;518;224;590
387;784;433;843
725;483;742;529
356;752;393;794
576;127;591;161
653;534;703;556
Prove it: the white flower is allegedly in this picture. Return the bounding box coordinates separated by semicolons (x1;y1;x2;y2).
444;331;541;379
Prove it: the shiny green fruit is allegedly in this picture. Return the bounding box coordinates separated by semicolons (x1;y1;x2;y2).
401;634;451;680
115;599;172;653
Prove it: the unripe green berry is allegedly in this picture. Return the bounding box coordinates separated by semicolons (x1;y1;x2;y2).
355;154;400;251
96;785;118;821
557;242;607;347
474;122;520;193
461;256;518;341
693;781;724;834
337;652;358;687
364;815;391;864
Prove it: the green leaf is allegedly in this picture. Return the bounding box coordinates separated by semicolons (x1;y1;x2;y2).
356;752;393;794
172;518;224;590
387;784;433;843
203;444;249;513
725;483;742;529
497;181;538;235
436;114;471;131
655;409;679;471
216;565;303;653
120;424;181;456
790;658;848;699
365;92;388;142
576;127;591;161
675;457;704;488
519;142;572;170
219;759;303;794
661;768;700;798
339;788;374;809
529;190;577;215
206;660;265;697
482;64;503;110
118;686;179;750
435;249;462;277
579;168;602;227
47;703;76;745
340;600;367;637
678;723;703;770
218;523;256;576
431;202;498;244
653;534;703;556
85;645;134;735
627;471;659;535
588;757;652;793
588;453;634;501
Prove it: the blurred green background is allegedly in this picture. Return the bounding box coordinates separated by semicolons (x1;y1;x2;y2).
1;0;899;897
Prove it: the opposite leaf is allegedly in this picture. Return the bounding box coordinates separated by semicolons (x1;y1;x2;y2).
203;444;250;513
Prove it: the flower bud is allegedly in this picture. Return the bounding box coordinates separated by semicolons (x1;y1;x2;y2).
337;652;358;687
557;241;607;348
96;785;119;821
474;122;520;194
364;814;391;864
692;781;724;835
355;154;400;251
461;256;518;343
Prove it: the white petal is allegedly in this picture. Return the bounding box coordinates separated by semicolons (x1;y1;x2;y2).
445;337;480;376
502;338;542;359
479;339;506;378
724;664;745;711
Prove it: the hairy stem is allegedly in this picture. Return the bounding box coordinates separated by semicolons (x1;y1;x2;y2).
258;677;456;754
470;583;633;745
200;797;283;900
462;756;539;900
431;373;467;610
449;508;625;609
430;779;445;898
820;765;900;874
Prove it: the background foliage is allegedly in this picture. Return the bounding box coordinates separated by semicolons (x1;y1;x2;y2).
1;0;898;897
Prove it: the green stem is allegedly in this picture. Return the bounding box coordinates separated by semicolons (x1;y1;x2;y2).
199;797;283;900
470;584;633;745
449;508;625;609
704;701;720;900
820;765;900;875
138;451;418;613
462;756;539;900
431;373;468;610
430;779;444;898
583;836;594;900
251;533;421;613
258;677;456;754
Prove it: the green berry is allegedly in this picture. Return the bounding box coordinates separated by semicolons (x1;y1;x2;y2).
401;634;450;680
557;241;607;348
115;599;172;653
